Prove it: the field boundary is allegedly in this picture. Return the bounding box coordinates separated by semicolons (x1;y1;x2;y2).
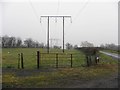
18;51;73;69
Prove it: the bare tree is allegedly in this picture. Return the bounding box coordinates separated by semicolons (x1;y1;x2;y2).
34;41;39;48
2;35;12;48
5;37;16;47
16;38;22;47
105;43;118;51
74;45;78;49
2;35;8;47
1;35;46;48
11;37;16;47
24;38;33;48
66;43;73;50
39;43;45;48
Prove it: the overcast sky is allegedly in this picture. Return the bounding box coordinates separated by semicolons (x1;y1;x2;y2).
0;0;119;47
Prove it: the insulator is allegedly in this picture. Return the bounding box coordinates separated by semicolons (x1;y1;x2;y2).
40;17;41;23
70;17;72;23
55;18;57;23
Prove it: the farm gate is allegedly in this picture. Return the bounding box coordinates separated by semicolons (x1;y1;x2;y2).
17;51;83;69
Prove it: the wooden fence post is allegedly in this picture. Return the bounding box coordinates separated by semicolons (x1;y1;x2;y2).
89;56;92;66
18;54;20;69
37;51;40;69
95;56;97;64
71;54;73;68
86;56;89;67
56;53;58;68
21;53;24;69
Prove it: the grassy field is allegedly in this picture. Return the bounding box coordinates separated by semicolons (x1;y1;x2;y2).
2;48;85;69
101;49;120;54
2;48;118;88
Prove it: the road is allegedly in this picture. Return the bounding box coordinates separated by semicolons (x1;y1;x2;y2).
99;51;120;59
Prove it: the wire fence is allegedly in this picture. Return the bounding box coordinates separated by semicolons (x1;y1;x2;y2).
17;51;76;69
2;51;85;69
38;52;73;68
2;50;101;69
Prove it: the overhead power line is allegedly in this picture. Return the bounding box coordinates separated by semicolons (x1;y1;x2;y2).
65;0;90;31
29;0;39;22
73;0;90;22
28;0;45;32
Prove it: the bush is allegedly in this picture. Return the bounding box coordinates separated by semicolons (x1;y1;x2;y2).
80;47;99;56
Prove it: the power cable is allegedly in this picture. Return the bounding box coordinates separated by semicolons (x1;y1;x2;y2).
64;0;90;44
29;0;39;22
28;0;45;32
73;0;90;23
65;0;90;31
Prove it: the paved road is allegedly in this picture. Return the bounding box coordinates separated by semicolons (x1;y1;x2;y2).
99;51;120;59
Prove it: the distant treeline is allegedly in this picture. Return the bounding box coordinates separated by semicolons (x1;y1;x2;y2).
0;35;119;52
0;35;77;49
0;35;46;48
100;43;120;52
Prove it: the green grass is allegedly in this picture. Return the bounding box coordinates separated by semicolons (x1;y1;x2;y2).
99;52;118;64
2;48;118;88
2;48;85;69
2;64;118;88
102;49;120;54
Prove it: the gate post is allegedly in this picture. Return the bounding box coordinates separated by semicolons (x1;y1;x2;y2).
21;53;24;69
37;51;40;69
18;54;20;69
89;56;92;66
95;55;97;64
86;56;89;67
71;54;73;68
56;53;58;68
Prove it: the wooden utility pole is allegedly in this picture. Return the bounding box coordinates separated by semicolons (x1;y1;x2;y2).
47;16;49;53
37;51;40;69
63;17;65;53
